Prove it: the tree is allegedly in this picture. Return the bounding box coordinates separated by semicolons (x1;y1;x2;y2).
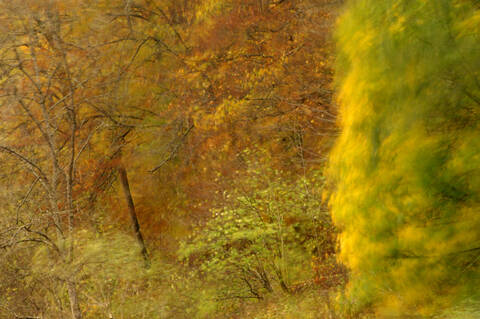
329;0;480;316
122;0;340;249
0;0;149;317
0;0;343;316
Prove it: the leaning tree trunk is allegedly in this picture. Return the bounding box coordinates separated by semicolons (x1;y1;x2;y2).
118;166;150;265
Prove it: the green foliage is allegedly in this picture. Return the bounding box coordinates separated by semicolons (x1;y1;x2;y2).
439;300;480;319
179;165;337;316
330;0;480;316
26;230;170;318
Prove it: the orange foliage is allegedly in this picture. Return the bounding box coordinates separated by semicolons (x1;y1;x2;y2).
105;0;341;251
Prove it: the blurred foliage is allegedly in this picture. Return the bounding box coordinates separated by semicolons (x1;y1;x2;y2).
5;0;479;317
330;0;480;316
0;0;343;317
178;160;343;317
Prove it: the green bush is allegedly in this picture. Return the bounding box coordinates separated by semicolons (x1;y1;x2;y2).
179;166;338;316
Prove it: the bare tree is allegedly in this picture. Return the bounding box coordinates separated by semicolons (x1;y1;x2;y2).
0;0;133;317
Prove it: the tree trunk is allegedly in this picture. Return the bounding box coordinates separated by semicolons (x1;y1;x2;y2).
118;166;150;265
67;280;82;319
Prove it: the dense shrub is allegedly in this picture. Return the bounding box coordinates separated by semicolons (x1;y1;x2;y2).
179;167;341;316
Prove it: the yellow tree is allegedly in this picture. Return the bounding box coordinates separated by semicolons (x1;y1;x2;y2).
330;0;480;316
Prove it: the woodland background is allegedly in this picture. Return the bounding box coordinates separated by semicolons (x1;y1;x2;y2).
0;0;478;318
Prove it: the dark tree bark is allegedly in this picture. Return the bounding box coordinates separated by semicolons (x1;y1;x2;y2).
118;166;150;266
